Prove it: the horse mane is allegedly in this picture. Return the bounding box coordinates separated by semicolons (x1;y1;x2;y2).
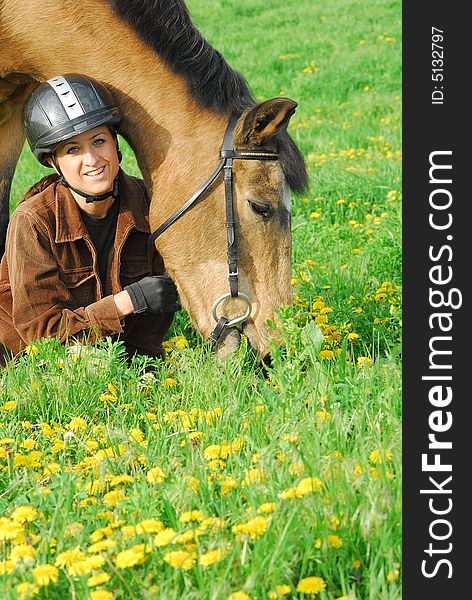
109;0;254;114
109;1;307;194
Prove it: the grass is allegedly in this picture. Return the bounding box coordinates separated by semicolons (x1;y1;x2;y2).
1;0;401;598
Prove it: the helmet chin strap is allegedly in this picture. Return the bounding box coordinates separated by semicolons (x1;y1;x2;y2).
60;173;120;203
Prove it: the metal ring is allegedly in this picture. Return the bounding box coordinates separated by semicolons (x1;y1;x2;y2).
212;292;252;327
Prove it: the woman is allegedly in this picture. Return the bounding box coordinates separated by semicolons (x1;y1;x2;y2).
0;73;179;366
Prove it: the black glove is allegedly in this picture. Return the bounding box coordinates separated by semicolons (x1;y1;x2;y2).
125;275;180;315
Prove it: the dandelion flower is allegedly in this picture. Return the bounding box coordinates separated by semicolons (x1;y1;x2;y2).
87;571;111;587
227;593;251;600
163;549;196;570
232;516;270;540
268;585;291;598
11;506;37;523
369;449;393;464
319;350;334;360
154;528;177;547
115;546;146;569
136;519;164;534
327;534;343;548
0;560;15;575
146;467;165;484
199;548;226;566
296;576;326;595
256;503;276;515
357;356;372;368
90;592;113;600
32;564;59;587
179;510;205;524
0;518;23;541
16;582;39;599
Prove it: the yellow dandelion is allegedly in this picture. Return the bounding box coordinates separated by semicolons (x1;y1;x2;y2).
327;534;343;548
179;510;205;524
0;560;14;575
136;519;164;534
87;571;111;587
102;489;124;508
357;356;373;368
162;378;178;387
316;410;331;423
221;477;238;495
90;591;113;600
199;548;226;566
256;502;276;515
310;211;321;219
369;449;393;464
87;539;116;553
296;576;326;595
154;528;177;547
163;549;196;570
109;474;134;487
146;466;166;484
128;428;145;443
319;349;334;360
11;505;37;523
15;582;39;598
32;564;59;587
67;417;87;432
10;544;35;564
25;344;39;356
295;477;322;497
268;585;291;598
115;546;146;569
187;476;199;492
55;547;86;568
387;568;400;582
0;518;23;541
227;593;251;600
232;516;270;540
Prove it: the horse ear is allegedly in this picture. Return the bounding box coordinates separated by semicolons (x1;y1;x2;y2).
236;98;298;146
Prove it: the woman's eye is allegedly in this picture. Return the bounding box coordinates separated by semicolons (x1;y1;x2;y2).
93;138;105;146
248;200;275;220
66;146;79;154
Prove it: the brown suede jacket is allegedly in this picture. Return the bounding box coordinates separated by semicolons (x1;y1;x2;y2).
0;169;173;363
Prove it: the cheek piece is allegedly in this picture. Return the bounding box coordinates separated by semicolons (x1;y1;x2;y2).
52;137;121;204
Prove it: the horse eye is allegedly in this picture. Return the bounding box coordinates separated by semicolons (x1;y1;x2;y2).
248;200;275;220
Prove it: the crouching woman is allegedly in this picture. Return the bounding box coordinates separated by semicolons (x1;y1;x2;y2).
0;74;179;366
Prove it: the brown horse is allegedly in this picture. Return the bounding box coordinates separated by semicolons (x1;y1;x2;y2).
0;0;307;356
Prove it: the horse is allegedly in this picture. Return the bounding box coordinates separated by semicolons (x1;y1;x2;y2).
0;0;308;356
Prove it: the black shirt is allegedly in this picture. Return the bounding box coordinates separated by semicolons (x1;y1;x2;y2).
80;198;120;291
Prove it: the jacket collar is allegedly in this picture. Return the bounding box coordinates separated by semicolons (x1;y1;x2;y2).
55;170;150;243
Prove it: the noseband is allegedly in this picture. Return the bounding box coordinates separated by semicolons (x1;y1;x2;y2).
148;112;278;349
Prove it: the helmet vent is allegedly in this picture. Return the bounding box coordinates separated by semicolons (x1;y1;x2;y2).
46;75;85;120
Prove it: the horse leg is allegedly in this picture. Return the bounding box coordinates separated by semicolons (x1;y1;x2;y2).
0;79;35;257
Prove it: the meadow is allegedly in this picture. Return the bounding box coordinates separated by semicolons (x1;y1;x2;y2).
1;0;401;598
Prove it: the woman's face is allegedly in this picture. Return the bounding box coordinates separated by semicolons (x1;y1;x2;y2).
52;126;120;196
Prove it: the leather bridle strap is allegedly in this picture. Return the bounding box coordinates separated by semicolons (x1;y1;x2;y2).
148;112;278;349
148;158;225;245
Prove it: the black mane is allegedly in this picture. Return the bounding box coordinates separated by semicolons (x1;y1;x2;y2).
110;0;254;114
109;0;308;194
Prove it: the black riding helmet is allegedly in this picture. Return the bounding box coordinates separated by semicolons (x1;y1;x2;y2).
24;73;122;166
23;74;123;203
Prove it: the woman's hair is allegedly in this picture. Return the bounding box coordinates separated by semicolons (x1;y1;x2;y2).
19;174;60;204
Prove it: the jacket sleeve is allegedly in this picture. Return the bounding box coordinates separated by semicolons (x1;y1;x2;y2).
7;208;124;345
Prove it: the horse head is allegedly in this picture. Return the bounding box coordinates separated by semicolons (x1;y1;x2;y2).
149;98;307;357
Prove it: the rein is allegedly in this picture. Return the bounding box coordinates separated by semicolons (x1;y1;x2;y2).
148;113;278;350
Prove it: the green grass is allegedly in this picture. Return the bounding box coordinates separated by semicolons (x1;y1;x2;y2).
1;0;401;598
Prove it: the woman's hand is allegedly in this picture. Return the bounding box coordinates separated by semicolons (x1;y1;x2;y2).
124;276;180;315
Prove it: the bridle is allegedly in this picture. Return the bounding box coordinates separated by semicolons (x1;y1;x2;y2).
148;112;278;349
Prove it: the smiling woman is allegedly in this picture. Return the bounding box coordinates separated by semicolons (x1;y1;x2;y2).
0;73;180;366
